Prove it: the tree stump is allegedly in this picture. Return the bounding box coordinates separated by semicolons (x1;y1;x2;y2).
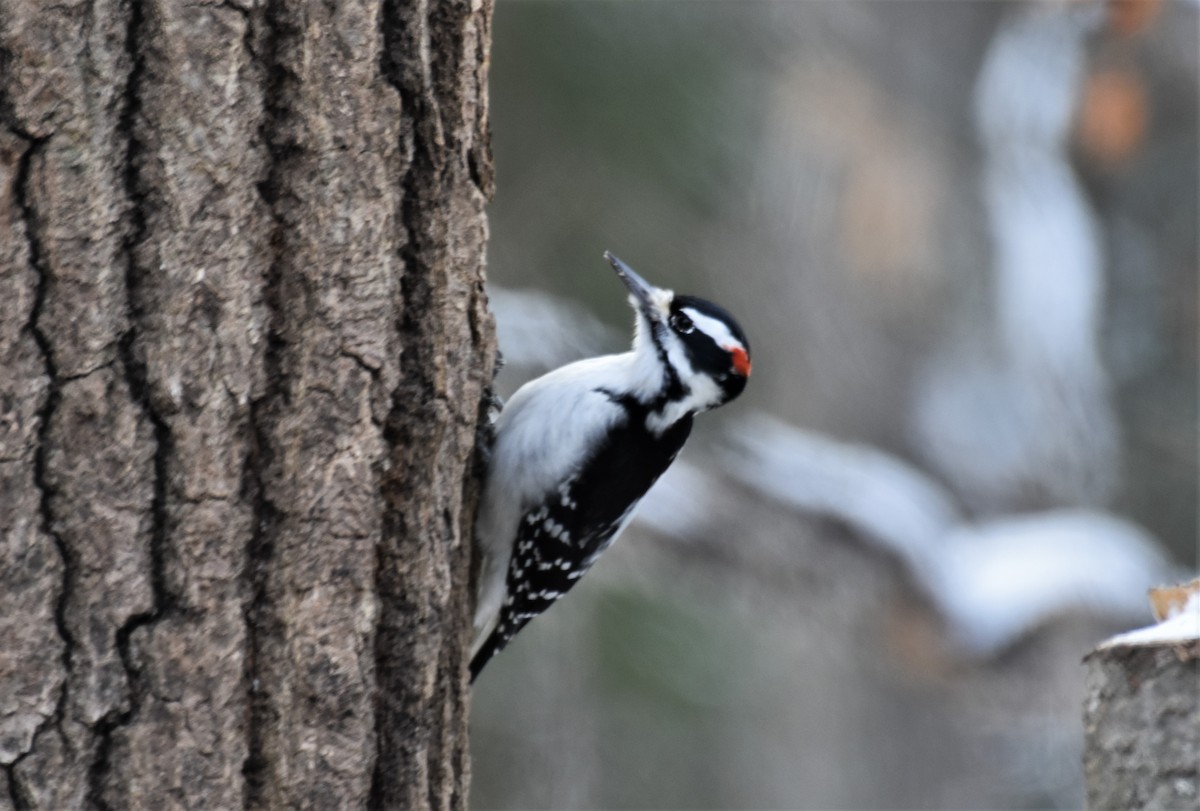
1083;596;1200;810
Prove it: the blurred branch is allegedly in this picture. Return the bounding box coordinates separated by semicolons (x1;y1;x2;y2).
911;1;1120;511
719;413;1174;657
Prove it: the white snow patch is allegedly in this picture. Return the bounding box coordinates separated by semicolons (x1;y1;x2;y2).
1101;591;1200;648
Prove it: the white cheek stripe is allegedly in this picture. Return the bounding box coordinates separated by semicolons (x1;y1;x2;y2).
682;307;742;351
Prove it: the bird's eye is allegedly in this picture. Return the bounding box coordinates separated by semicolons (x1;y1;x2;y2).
670;312;694;334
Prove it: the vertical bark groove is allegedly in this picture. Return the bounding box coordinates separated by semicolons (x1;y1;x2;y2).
242;1;292;804
11;127;63;811
88;2;171;804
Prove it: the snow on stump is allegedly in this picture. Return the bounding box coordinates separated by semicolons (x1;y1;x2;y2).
1083;580;1200;810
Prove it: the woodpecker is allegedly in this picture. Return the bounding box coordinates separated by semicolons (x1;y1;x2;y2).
470;252;751;681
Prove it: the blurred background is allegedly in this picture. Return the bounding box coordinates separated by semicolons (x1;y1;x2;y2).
469;1;1197;808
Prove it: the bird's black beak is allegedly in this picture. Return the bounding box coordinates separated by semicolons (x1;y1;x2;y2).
604;251;660;320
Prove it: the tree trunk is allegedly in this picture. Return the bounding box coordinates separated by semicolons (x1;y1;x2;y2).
1083;641;1200;809
0;1;495;808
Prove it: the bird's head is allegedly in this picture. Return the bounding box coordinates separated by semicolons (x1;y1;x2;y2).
604;251;751;416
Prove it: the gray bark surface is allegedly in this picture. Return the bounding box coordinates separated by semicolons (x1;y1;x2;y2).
0;1;495;809
1083;642;1200;810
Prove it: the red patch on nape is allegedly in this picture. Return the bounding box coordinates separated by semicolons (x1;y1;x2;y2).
729;346;751;377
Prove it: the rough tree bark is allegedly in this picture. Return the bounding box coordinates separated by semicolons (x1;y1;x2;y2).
0;1;495;808
1083;640;1200;809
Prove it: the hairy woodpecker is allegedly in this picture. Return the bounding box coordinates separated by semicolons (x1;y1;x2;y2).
470;252;751;681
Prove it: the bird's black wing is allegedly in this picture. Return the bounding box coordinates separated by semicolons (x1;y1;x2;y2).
469;409;693;681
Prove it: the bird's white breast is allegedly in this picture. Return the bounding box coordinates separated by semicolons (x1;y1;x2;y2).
472;353;638;640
